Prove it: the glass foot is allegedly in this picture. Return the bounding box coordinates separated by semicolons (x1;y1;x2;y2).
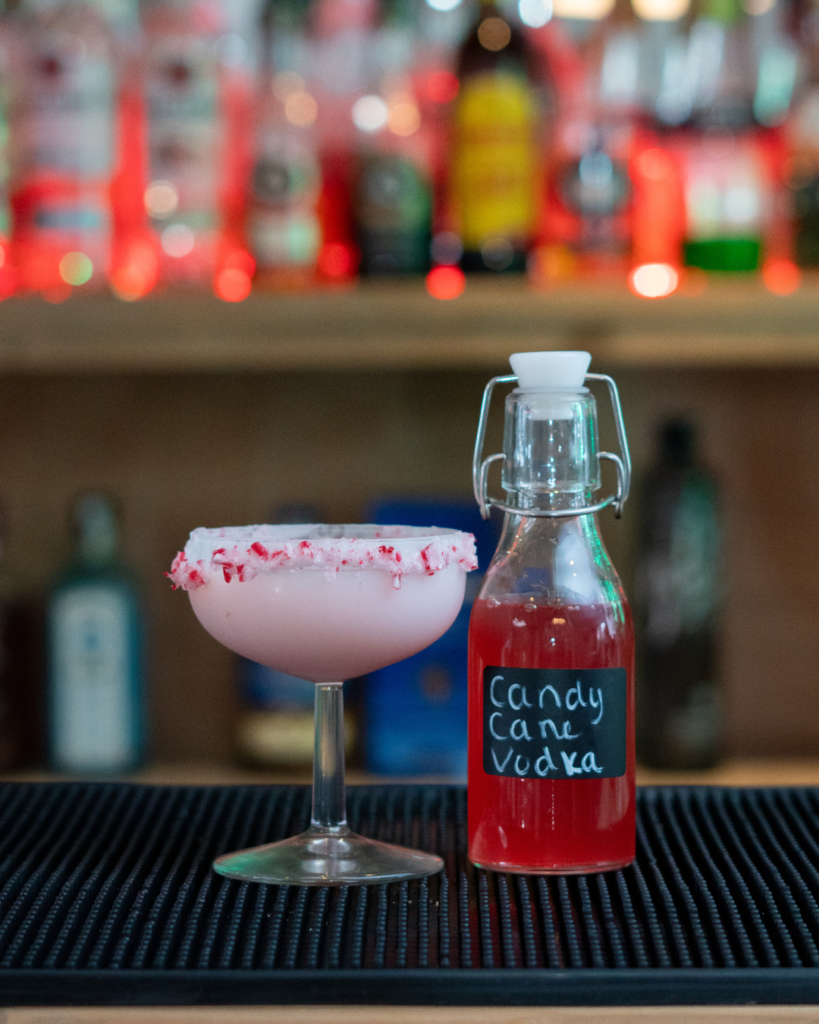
212;825;444;886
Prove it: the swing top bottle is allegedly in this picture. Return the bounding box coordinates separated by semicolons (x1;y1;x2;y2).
467;351;635;874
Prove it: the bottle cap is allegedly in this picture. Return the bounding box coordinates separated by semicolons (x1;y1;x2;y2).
509;351;591;390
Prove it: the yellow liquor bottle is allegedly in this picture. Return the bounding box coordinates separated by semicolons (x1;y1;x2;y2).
451;3;539;273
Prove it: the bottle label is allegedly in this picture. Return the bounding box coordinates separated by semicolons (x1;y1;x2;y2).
453;72;537;250
50;584;137;772
482;666;626;780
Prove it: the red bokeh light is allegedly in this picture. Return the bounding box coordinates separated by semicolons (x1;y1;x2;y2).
426;71;459;105
223;249;256;276
762;258;801;296
318;241;357;279
110;238;159;301
426;265;465;300
215;267;252;302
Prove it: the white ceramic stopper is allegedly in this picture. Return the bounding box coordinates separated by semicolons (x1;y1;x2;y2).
509;351;591;390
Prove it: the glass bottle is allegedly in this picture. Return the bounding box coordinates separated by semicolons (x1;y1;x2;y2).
468;350;634;874
10;0;119;297
353;0;432;278
635;418;722;770
676;0;771;273
250;0;323;290
451;0;540;273
47;492;144;774
140;0;225;288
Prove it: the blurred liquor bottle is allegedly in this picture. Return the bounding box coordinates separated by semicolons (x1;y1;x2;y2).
251;0;323;289
10;0;121;297
306;0;379;285
561;0;636;275
625;0;689;279
676;0;770;272
211;0;258;301
141;0;254;291
787;0;819;266
531;0;637;282
104;0;160;301
0;5;14;299
451;0;540;273
233;503;358;771
354;0;432;277
635;419;722;771
47;492;144;775
0;504;44;770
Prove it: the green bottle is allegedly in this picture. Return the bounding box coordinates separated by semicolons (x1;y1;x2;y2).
682;0;764;273
47;492;144;774
354;0;432;277
635;420;722;770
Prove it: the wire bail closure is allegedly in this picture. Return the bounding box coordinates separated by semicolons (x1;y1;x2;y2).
472;373;632;521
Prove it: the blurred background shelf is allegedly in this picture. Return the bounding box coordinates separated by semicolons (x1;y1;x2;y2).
4;279;819;373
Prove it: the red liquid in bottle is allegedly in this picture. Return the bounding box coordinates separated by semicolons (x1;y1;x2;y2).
468;597;635;873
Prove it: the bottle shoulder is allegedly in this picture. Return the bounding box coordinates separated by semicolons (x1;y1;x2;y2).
50;562;139;601
480;515;628;612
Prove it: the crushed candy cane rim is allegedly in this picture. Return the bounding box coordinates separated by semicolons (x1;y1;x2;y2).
167;524;478;591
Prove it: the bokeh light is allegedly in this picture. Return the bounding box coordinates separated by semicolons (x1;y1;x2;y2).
631;0;690;19
478;17;511;51
318;242;358;279
628;263;679;299
352;95;388;133
285;91;318;127
519;0;553;26
426;265;466;300
111;239;160;301
426;71;459;104
762;259;801;296
553;0;615;19
161;224;195;258
215;267;252;302
388;98;421;136
59;252;93;286
144;180;179;219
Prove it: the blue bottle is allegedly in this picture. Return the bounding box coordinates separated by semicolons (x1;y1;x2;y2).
47;492;143;774
364;498;496;777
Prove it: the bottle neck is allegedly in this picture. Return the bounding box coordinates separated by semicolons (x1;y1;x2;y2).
502;388;601;513
74;496;119;569
503;487;598;513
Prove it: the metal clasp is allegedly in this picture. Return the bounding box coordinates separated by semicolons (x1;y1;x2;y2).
472;372;632;521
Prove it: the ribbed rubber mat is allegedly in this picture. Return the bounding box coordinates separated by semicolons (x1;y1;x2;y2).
2;783;819;1006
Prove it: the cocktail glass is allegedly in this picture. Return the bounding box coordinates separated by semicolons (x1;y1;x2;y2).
168;523;476;886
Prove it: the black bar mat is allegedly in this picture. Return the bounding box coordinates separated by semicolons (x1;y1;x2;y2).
2;782;819;1006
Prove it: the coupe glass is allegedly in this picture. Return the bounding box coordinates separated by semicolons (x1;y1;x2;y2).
168;523;476;886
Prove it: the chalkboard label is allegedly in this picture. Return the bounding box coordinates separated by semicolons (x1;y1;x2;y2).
483;667;627;780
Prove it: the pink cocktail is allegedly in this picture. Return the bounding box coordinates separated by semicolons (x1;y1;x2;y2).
169;523;477;886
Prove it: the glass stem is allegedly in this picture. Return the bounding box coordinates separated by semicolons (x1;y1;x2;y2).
310;683;348;832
